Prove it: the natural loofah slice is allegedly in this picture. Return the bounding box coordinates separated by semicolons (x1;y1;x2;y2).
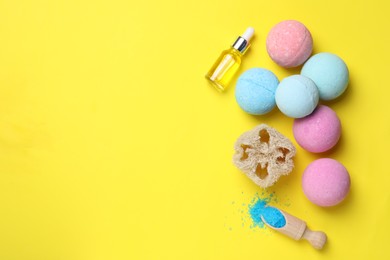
233;124;296;188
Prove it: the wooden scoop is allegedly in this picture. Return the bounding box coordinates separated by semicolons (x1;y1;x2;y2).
261;208;327;250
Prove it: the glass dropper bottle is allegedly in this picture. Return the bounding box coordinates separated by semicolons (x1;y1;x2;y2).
205;27;255;92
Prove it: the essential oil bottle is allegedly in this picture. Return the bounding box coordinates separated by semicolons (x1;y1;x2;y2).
205;27;254;92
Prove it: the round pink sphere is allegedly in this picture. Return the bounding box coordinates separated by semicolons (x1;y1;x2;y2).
266;20;313;68
293;105;341;153
302;158;350;207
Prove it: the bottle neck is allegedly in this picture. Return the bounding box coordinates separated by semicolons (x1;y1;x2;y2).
231;36;250;54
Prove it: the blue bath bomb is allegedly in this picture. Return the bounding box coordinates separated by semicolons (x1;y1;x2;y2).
275;75;319;118
301;53;349;100
235;68;279;115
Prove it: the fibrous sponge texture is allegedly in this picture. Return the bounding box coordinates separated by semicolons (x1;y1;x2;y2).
233;124;296;188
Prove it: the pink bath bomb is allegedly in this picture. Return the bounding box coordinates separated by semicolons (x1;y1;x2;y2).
302;158;350;207
293;105;341;153
266;20;313;68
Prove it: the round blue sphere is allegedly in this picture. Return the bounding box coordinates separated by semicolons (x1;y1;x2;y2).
301;52;349;100
275;75;319;118
235;68;279;115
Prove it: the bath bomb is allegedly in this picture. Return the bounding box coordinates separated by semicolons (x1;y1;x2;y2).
275;75;319;118
301;53;349;100
293;105;341;153
235;68;279;115
302;158;350;207
266;20;313;68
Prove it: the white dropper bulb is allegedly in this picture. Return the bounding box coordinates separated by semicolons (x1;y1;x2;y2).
242;27;255;42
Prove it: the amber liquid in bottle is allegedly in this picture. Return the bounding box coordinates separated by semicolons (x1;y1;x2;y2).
205;27;254;92
205;48;242;92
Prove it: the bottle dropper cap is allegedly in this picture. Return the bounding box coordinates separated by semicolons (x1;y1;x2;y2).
242;27;255;42
232;27;255;54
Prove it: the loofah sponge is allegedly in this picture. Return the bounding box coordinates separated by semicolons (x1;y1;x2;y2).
233;124;296;188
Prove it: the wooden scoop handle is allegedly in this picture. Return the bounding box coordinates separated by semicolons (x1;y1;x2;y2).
302;228;327;250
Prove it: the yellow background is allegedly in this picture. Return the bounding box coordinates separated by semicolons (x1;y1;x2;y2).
0;0;389;259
